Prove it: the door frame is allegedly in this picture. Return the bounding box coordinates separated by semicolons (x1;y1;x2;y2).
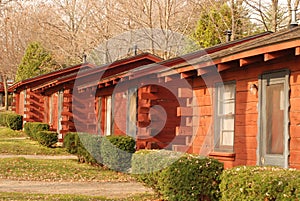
257;69;290;168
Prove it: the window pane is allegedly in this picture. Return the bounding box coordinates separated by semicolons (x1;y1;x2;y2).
221;131;234;146
222;117;234;130
223;101;235;115
105;96;112;136
266;83;284;154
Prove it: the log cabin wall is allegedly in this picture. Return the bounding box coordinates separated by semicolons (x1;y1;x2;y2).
188;52;300;169
23;89;44;123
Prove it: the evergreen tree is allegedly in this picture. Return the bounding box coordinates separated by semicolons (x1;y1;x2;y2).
190;1;256;49
191;3;232;49
15;42;56;82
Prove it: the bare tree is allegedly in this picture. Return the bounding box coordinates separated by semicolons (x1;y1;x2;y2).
245;0;288;32
0;1;29;110
99;0;202;60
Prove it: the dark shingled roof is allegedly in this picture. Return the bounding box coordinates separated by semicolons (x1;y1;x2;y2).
190;26;300;65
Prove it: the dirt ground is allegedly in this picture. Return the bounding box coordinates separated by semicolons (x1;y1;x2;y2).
0;179;153;198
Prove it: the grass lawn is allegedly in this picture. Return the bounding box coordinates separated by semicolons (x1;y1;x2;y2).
0;138;70;155
0;127;27;138
0;127;69;155
0;157;133;182
0;127;157;200
0;192;158;201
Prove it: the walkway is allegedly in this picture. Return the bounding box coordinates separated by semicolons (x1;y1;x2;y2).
0;154;77;160
0;179;153;198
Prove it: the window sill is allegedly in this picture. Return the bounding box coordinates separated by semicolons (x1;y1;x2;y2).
209;152;236;161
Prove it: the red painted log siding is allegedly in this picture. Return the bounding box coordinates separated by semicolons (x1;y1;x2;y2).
136;84;180;149
60;89;76;137
24;90;44;122
190;54;300;169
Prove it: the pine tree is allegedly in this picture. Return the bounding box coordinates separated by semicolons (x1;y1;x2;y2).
191;3;232;49
15;42;56;82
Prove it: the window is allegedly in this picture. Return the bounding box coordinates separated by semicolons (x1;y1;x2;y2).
127;88;137;138
49;95;53;125
215;82;236;151
104;96;112;136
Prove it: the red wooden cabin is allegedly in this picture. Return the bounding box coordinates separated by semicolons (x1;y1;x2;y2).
10;63;95;125
31;53;162;140
126;27;300;169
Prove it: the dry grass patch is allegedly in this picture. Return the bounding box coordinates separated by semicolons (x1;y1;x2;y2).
0;157;133;182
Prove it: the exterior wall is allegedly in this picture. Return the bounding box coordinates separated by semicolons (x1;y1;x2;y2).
61;89;76;137
25;90;45;122
189;54;300;169
289;64;300;169
136;84;180;149
18;91;25;116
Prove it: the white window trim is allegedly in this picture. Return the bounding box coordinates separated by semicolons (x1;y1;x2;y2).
214;81;236;152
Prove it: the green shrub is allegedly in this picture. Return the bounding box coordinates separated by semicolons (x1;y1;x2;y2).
159;156;224;201
132;149;182;193
0;112;23;130
64;132;101;165
36;131;58;147
63;132;79;154
101;135;135;172
6;113;23;130
0;112;8;126
24;122;49;140
220;166;300;201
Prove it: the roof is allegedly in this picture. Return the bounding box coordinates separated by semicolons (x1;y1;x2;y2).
126;31;272;79
68;31;272;91
32;52;162;93
130;27;300;79
187;26;300;71
10;63;96;92
0;81;14;93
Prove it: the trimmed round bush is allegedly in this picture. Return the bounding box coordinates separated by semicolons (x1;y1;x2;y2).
220;166;300;201
64;132;101;164
24;122;49;140
78;133;102;164
0;112;23;130
159;156;224;201
36;131;58;147
6;113;23;130
64;132;79;154
100;135;135;172
132;149;182;193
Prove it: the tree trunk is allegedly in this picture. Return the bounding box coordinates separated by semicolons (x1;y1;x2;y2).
3;76;9;111
271;0;278;32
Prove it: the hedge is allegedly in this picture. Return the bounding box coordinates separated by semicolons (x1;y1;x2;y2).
132;150;182;193
100;135;136;172
36;131;58;147
0;112;23;130
220;166;300;201
24;122;49;140
159;156;223;201
64;132;101;164
132;150;224;201
0;112;6;127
